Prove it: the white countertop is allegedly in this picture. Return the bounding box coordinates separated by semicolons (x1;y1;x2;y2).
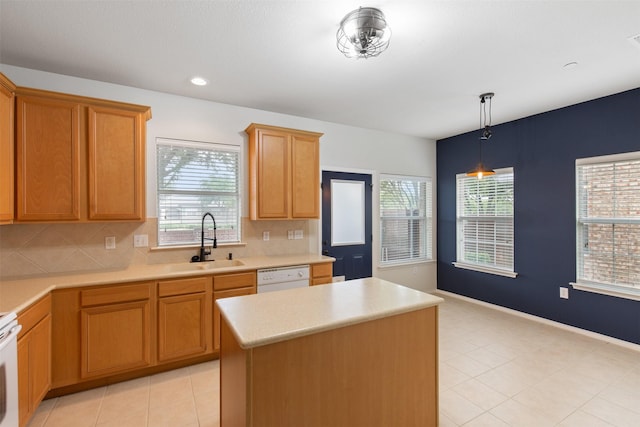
0;254;333;314
217;277;444;349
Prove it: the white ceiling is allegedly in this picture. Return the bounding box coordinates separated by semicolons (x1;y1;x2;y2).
1;0;639;140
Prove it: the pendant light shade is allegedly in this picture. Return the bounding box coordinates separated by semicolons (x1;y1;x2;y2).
467;93;496;178
336;7;391;59
467;162;495;179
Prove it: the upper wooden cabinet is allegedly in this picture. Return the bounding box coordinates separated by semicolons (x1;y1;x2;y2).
246;123;322;220
14;87;150;222
15;93;81;220
87;106;146;220
0;73;16;224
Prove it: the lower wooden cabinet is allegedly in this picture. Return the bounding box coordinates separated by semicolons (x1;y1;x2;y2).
311;262;333;285
18;295;51;427
213;271;256;352
213;287;254;352
81;300;152;378
45;269;264;398
157;276;212;362
79;282;152;379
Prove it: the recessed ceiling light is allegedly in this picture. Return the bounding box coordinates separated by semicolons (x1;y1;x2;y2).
190;77;208;86
563;62;578;70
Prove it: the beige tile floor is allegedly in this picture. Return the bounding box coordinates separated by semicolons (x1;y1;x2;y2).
27;294;640;427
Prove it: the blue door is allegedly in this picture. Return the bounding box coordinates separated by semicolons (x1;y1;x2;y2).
322;171;372;280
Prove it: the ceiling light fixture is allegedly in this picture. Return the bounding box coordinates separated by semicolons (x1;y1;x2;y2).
336;7;391;59
467;92;496;179
190;77;208;86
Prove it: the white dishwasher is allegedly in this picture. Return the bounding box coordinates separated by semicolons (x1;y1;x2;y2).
257;265;310;293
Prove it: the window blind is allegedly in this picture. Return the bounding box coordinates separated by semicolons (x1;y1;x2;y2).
156;139;240;246
380;175;432;264
576;155;640;288
456;168;514;272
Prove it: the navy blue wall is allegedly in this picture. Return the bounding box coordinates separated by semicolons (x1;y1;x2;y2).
437;88;640;345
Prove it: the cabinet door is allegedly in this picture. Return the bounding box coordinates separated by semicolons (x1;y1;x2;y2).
15;95;81;220
291;134;320;218
81;300;151;378
158;293;209;362
17;314;51;427
29;315;51;412
255;128;289;218
0;74;15;224
88;106;145;220
213;287;254;352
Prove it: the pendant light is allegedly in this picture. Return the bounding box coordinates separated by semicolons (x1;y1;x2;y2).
467;93;496;179
336;7;391;59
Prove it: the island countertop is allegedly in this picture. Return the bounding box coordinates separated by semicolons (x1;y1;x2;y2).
216;277;444;349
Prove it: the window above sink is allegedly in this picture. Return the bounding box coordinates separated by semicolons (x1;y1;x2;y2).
156;138;241;247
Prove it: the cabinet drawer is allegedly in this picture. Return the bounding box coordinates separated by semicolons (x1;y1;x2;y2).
81;282;151;306
312;263;332;278
17;293;51;339
158;276;209;297
214;271;256;291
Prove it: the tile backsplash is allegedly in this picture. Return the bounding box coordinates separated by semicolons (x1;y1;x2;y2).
0;217;313;280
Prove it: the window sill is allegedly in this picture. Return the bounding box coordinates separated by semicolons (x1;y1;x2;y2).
379;259;435;269
453;262;518;278
570;281;640;301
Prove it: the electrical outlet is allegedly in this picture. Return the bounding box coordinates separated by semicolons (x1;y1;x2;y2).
263;231;270;241
294;229;303;239
559;287;569;299
134;234;148;247
287;230;294;240
105;236;116;250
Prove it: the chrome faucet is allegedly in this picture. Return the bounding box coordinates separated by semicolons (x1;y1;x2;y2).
193;212;217;262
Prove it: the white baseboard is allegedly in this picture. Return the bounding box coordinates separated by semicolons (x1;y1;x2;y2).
434;289;640;353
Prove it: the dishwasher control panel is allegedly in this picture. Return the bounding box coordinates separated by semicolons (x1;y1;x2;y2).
257;265;310;285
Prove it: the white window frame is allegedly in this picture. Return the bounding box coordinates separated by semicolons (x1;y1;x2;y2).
454;167;517;278
571;151;640;301
156;138;241;247
379;174;432;266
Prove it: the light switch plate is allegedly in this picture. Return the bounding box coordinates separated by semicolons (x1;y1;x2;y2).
105;236;116;250
263;231;270;241
559;287;569;299
134;234;149;247
288;230;294;240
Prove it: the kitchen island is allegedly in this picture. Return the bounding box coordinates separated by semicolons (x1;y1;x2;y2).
217;277;443;427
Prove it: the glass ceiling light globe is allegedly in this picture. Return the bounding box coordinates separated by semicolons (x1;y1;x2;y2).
336;7;391;59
